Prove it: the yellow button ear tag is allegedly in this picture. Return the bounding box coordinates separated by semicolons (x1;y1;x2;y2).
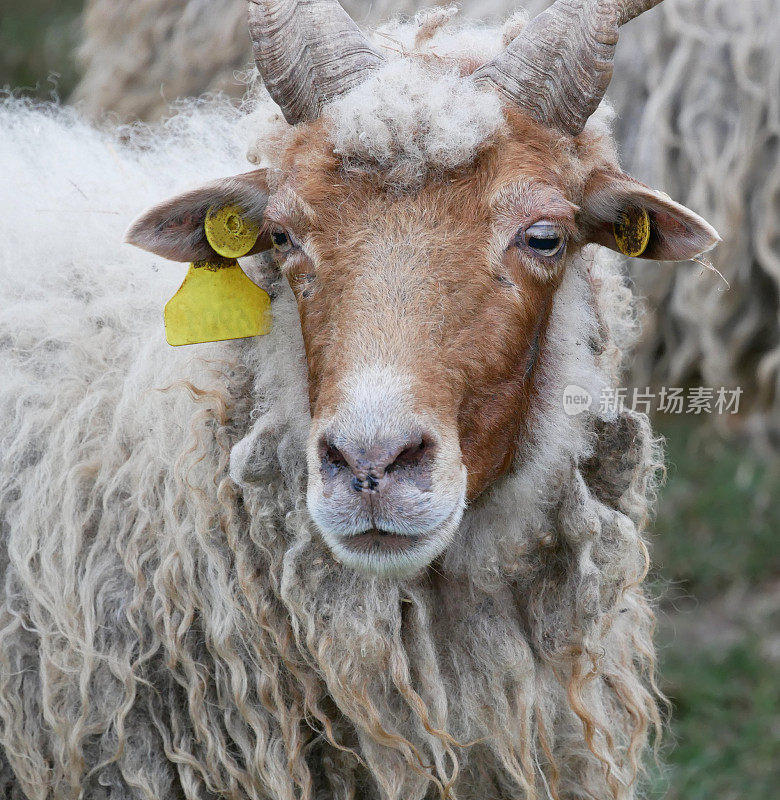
164;258;271;347
613;206;651;257
204;204;260;258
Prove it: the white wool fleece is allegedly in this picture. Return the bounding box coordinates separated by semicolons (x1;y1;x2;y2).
325;58;505;183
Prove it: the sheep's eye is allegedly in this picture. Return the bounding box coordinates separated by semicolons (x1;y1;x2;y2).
523;222;565;257
270;226;293;253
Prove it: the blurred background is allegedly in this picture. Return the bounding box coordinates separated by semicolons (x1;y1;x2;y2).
1;0;777;796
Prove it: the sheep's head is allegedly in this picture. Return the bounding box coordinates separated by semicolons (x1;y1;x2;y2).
126;0;717;577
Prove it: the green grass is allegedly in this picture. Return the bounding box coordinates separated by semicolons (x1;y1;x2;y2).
652;415;780;596
648;416;780;799
0;0;84;99
649;639;780;800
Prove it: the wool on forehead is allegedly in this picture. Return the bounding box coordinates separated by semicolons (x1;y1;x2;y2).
324;57;505;181
329;9;510;182
246;12;513;183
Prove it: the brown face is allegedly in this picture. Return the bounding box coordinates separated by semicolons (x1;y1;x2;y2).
126;99;717;578
259;114;579;573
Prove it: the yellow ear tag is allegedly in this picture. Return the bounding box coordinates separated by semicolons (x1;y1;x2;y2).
204;204;260;258
164;204;270;346
164;258;272;346
613;206;651;257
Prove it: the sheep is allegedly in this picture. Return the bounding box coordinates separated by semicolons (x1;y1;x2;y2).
0;2;718;799
72;0;780;450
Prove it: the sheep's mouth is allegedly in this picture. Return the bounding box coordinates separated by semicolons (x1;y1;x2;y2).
312;491;465;576
341;528;422;555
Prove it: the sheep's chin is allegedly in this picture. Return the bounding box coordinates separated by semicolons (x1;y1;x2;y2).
318;504;464;578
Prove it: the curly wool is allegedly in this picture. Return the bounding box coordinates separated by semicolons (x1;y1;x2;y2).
325;58;504;185
0;90;662;800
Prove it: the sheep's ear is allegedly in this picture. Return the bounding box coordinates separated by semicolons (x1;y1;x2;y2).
124;169;271;261
579;168;720;261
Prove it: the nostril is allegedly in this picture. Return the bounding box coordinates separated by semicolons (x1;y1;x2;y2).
318;431;436;489
387;434;435;473
324;443;347;467
319;437;349;477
